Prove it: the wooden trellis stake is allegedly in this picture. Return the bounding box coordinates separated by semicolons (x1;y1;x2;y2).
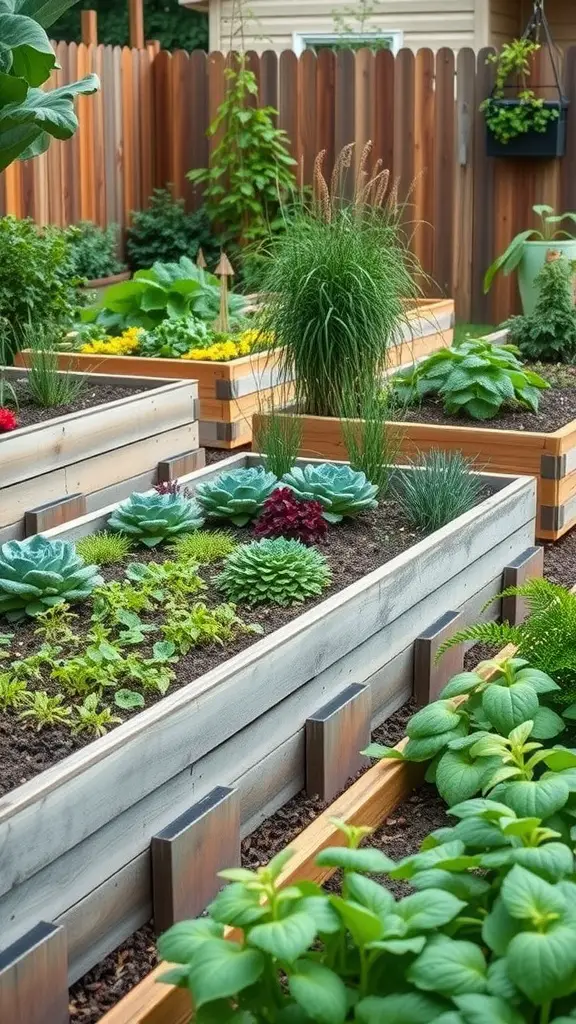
215;252;234;334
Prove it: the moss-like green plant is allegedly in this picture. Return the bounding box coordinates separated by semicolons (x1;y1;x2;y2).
0;536;103;622
281;463;378;523
76;531;132;565
195;467;278;526
169;529;237;564
107;492;204;547
217;538;331;607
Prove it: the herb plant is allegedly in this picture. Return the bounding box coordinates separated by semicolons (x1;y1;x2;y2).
395;450;484;532
484;204;576;294
126;191;218;271
282;463;378;523
340;386;402;498
66;221;125;281
138;315;212;359
254;488;328;546
0;536;103;621
217;538;331;607
125;561;204;605
480;39;560;145
19;323;86;408
108;492;204;547
75;532;133;566
161;603;257;655
195;468;278;527
505;255;576;363
390;336;549;420
0;674;27;710
18;691;72;731
34;604;79;646
169;530;237;564
253;411;303;480
72;693;122;737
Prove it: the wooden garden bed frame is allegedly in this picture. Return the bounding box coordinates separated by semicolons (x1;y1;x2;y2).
0;453;537;1004
0;368;202;544
14;298;454;450
253;328;574;542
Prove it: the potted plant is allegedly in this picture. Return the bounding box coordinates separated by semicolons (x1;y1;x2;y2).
480;38;568;159
484;203;576;314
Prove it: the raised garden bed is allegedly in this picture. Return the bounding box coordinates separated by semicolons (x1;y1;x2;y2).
14;299;454;451
0;367;202;544
0;453;535;993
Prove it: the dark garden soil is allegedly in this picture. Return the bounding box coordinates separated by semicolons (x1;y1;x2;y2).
392;363;576;433
2;378;149;431
204;444;251;465
543;528;576;589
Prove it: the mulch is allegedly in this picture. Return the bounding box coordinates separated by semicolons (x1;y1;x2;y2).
2;378;146;430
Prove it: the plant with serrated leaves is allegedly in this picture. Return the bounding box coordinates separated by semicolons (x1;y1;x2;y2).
217;537;331;607
0;673;27;710
11;643;61;682
71;693;122;737
0;535;103;622
389;336;549;420
161;603;259;656
33;603;79;646
75;531;133;566
281;463;378;523
505;255;576;364
195;467;278;527
18;691;72;731
50;653;115;697
91;581;154;622
125;560;204;606
108;491;204;548
169;530;237;564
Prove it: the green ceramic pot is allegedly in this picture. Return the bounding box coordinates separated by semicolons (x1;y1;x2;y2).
518;239;576;314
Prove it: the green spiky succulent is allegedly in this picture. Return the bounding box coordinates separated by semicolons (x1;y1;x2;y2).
216;537;331;606
0;536;103;622
195;467;278;527
107;492;205;548
281;463;378;523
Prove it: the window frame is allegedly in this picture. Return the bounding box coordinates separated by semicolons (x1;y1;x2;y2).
292;30;404;56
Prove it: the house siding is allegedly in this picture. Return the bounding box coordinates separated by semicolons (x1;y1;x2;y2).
490;0;576;49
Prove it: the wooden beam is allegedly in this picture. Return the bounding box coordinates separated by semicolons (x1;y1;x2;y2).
129;0;145;50
305;684;371;801
24;493;87;536
81;9;98;45
157;448;206;483
0;922;68;1024
501;546;544;625
413;610;465;706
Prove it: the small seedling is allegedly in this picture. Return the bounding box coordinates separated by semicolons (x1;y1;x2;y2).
18;691;73;730
72;693;122;737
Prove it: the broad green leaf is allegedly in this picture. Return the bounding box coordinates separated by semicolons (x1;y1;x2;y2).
439;673;483;699
390;840;466;880
531;706;566;740
453;994;524;1024
17;0;86;30
0;11;54;85
543;748;576;771
503;777;570;819
405;730;464;761
355;992;446;1024
345;872;395;918
411;868;491;901
486;958;519;1001
266;847;294;880
330;896;384;946
481;682;539;734
501;864;566;921
407;701;462;739
506;924;576;1004
114;688;144;709
449;798;513;821
248;912;316;962
407;935;487;996
483;231;539;292
157;965;189;988
514;668;560;694
435;749;489;805
187;939;265;1008
513;843;574;882
157;919;224;963
293;896;340;934
397;889;466;932
500;816;541;836
482;896;522;956
563;703;576;720
361;742;405;760
366;936;426;955
207;882;268;928
217;868;259;883
315;846;394;874
289;960;347;1024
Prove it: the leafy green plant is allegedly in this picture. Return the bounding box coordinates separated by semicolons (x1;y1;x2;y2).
138;315;212;358
161;602;259;655
505;256;576;363
91;580;154;621
169;530;237;564
0;673;27;710
282;463;378;523
0;372;19;410
195;467;278;527
51;652;115;697
217;537;331;607
11;643;62;682
19;322;86;407
108;491;204;548
390;336;549;421
0;535;102;621
34;603;79;646
484;204;576;293
125;560;204;605
253;411;303;480
18;691;72;731
257;146;419;417
0;1;98;174
126;190;218;271
75;531;132;566
81;256;247;334
340;386;402;498
188;60;296;250
72;692;122;736
66;221;125;281
480;39;560;145
395;450;485;532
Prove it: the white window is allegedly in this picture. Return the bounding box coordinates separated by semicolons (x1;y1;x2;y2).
293;31;403;56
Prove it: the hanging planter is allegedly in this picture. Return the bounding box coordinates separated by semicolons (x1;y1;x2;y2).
481;2;568;159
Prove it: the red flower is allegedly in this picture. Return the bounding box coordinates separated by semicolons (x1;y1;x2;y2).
254;487;327;545
0;407;17;432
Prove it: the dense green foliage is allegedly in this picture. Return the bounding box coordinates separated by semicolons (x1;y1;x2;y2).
195;468;279;527
169;530;237;564
108;492;205;547
0;536;102;622
66;221;125;280
217;537;331;607
282;463;378;524
505;256;576;363
126;190;218;271
138;314;211;358
390;337;549;420
161;602;254;655
75;532;133;565
481;39;560;145
51;0;207;51
396;451;484;532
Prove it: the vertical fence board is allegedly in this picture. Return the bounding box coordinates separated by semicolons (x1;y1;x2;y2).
188;50;208;210
112;46;125;230
138;47;154;208
372;48;395;180
453;48;476;322
316;49;335;177
299;50;317;185
334;49;355;196
279;50;299;168
393;49;415;207
260;50;278;112
560;46;576;213
471;47;495;323
413;48;435;284
434;48;456;296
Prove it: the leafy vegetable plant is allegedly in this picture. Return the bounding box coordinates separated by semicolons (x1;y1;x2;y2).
484;204;576;293
138;315;212;358
217;538;331;607
282;463;378;523
72;693;122;737
125;560;205;606
505;255;576;363
254;488;327;546
161;603;258;655
395;450;484;532
18;691;72;731
108;491;204;547
0;536;103;621
390;336;549;420
195;468;278;527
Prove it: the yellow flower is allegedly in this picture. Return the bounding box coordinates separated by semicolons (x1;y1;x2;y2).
182;341;241;362
80;327;143;356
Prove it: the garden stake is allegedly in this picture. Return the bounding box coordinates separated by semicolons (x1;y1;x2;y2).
215;252;234;334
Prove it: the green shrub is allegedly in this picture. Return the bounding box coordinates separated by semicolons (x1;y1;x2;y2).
138;315;211;358
195;467;279;526
395;450;484;532
0;536;103;621
169;530;237;564
505;256;576;363
217;537;331;606
75;532;132;565
390;336;549;420
126;190;219;270
0;217;77;360
282;463;378;523
108;492;205;547
66;221;126;281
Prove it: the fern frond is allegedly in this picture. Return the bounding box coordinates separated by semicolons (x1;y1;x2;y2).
436;621;523;661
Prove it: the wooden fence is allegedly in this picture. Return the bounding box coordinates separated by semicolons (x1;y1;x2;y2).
1;44;576;322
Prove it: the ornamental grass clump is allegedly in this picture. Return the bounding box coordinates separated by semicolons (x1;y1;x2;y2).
257;143;419;418
254;488;327;545
169;530;237;564
75;531;132;566
217;538;331;606
0;536;103;622
395;450;484;532
282;463;378;523
108;492;204;548
195;467;278;526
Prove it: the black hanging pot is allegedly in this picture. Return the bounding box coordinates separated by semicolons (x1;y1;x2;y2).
486;98;568;158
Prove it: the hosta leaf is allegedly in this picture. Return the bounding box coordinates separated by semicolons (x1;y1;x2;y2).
289;960;347;1024
481;682;539;734
482;895;522;956
355;993;447;1024
531;706;566;740
503;777;570;819
435;749;489;805
513;843;575;882
407;936;487;996
506;924;576;1004
248;912;316;962
187;939;264;1008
